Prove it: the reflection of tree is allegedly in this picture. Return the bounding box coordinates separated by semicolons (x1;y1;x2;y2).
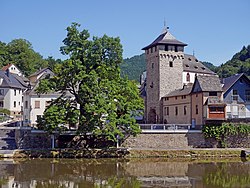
203;162;250;188
11;158;139;187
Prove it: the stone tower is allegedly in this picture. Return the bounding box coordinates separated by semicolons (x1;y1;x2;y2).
142;28;187;123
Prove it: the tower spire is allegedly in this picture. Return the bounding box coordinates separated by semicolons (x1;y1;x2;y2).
162;18;169;33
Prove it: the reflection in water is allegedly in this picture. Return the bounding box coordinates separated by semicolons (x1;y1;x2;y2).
0;158;249;188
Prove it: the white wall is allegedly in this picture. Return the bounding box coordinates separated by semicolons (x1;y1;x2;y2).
24;94;59;125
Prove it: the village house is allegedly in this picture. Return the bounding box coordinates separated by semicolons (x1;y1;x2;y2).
0;69;28;121
222;73;250;119
161;75;226;128
23;68;60;126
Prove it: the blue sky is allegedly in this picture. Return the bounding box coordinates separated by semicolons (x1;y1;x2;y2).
0;0;249;65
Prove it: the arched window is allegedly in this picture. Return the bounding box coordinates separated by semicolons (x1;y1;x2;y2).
186;73;190;82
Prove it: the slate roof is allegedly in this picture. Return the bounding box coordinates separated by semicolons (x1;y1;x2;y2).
29;67;52;78
0;70;28;89
164;84;193;97
222;73;249;92
194;75;222;92
142;30;187;50
183;54;215;75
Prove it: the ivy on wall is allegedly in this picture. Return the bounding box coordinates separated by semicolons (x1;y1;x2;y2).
202;123;250;147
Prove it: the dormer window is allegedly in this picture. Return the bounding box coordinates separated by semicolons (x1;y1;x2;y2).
188;58;192;61
185;64;189;68
201;67;206;70
169;61;173;67
194;66;198;69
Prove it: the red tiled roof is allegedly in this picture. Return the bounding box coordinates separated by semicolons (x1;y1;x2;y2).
1;64;13;71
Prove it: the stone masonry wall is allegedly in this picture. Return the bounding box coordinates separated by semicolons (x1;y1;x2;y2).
122;132;250;149
15;129;51;149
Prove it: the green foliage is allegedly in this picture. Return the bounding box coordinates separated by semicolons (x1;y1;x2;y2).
202;123;250;147
0;39;64;76
217;45;250;78
120;54;146;82
0;108;10;115
201;61;218;72
37;23;143;142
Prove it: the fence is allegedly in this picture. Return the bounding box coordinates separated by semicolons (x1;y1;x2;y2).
139;124;193;133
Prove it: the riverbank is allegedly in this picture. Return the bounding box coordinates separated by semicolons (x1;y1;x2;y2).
0;148;249;159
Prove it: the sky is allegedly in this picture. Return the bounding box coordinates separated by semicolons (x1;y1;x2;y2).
0;0;249;66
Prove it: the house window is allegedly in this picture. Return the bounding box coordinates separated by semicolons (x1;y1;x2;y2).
25;101;28;109
152;63;154;69
35;101;40;109
37;115;42;121
184;106;187;115
167;107;169;115
0;101;3;108
232;90;238;101
19;90;21;94
186;73;190;82
164;107;167;116
209;92;217;96
0;89;4;95
245;89;250;101
14;101;16;108
196;105;198;114
155;46;157;52
175;96;178;100
210;107;224;112
175;107;178;116
169;61;173;67
45;101;50;107
150;48;153;53
14;90;16;96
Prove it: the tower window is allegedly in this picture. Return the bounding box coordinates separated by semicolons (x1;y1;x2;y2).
196;105;198;114
169;61;173;67
155;46;157;52
152;63;154;69
184;106;187;115
175;107;178;116
186;73;190;82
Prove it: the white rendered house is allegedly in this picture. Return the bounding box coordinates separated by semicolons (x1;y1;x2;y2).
0;70;28;120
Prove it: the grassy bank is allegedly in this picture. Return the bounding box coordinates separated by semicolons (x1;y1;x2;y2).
127;148;249;158
1;148;249;159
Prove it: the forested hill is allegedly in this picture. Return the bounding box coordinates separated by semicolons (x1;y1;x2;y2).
216;45;250;78
120;45;250;81
120;54;146;82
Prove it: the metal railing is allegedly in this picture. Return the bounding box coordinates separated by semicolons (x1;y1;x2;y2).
139;124;191;131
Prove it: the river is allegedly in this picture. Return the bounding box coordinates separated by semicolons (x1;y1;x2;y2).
0;158;249;188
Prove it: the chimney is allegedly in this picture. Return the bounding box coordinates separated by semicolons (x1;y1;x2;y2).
6;69;10;77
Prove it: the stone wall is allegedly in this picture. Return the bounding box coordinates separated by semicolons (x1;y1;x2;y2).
15;128;51;149
14;128;250;149
122;132;250;149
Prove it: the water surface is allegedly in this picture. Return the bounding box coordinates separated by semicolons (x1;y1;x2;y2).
0;158;249;188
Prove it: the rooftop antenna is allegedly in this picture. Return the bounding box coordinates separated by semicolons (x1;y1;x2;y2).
193;49;195;56
162;18;169;33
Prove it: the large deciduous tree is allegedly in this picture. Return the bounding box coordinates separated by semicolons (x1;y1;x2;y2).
37;23;143;142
